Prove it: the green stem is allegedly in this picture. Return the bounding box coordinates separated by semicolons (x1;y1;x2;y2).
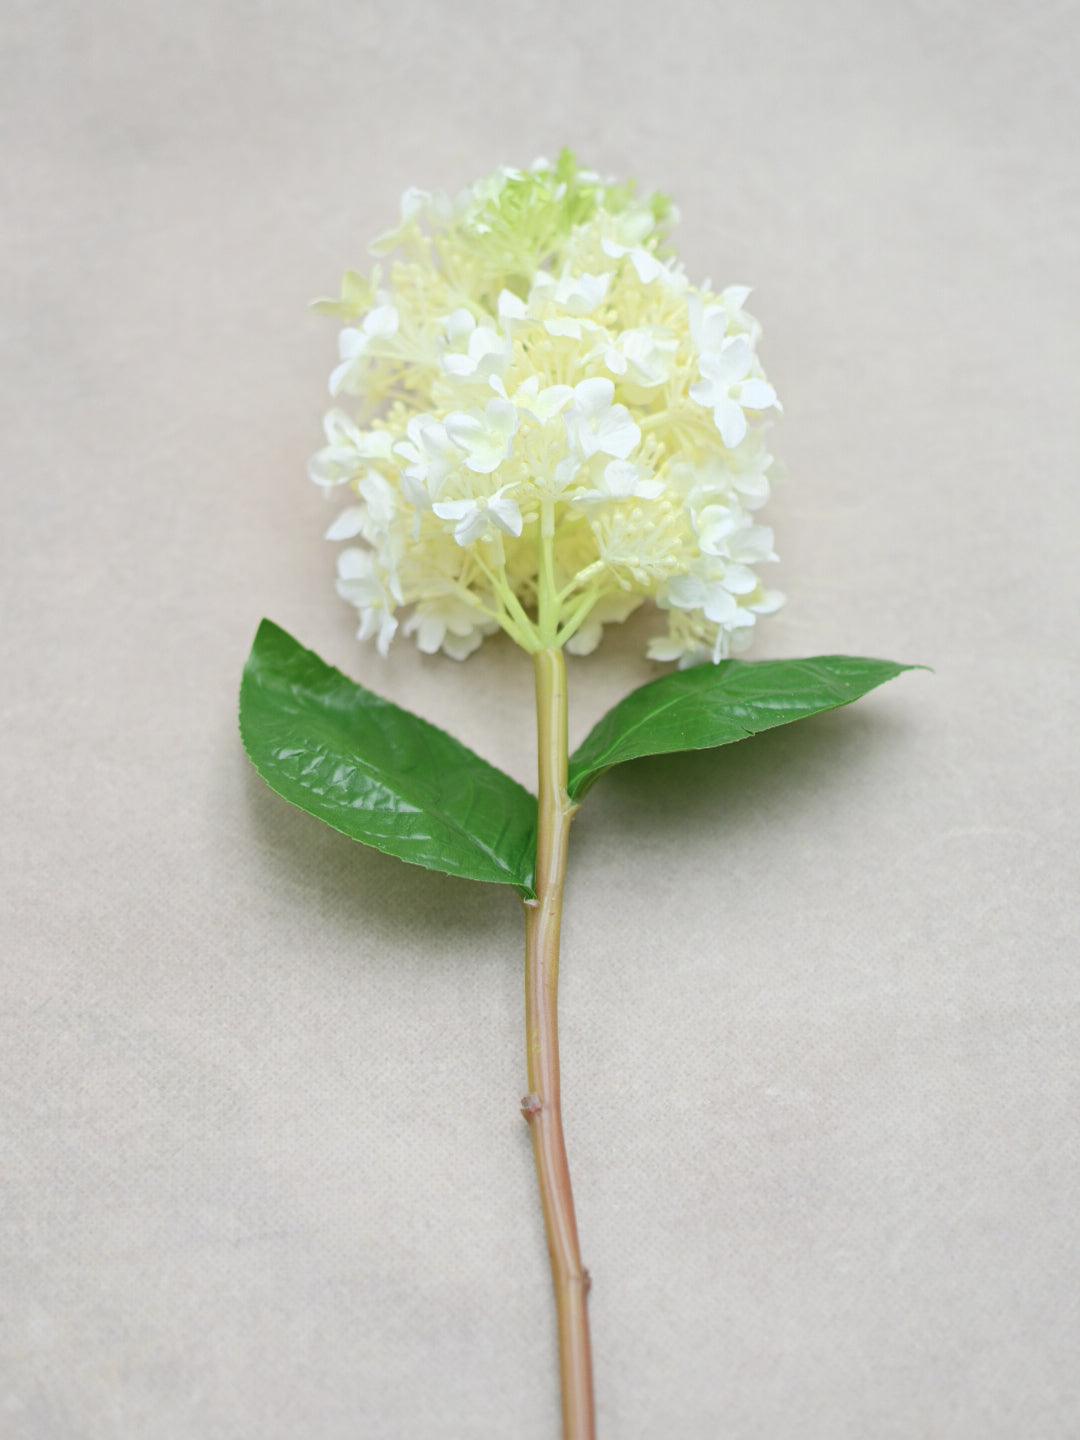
523;649;594;1440
555;561;603;606
554;586;601;649
537;498;560;646
472;549;541;651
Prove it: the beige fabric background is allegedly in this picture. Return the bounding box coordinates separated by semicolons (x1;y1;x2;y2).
3;2;1078;1436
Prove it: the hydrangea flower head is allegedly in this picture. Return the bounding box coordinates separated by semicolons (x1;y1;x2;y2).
311;151;783;667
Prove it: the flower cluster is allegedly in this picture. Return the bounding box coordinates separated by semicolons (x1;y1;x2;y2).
310;151;783;665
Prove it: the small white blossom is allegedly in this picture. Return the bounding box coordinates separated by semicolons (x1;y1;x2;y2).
698;514;777;566
440;310;511;380
404;595;495;660
565;378;640;461
601;238;686;290
597;326;678;388
666;564;755;628
444;399;519;474
322;471;397;544
393;415;461;507
490;374;573;422
690;336;779;449
689;286;759;355
575;459;664;507
433;484;523;546
336;547;401;657
370;186;453;255
329;306;399;396
529;270;610;315
308;409;394;487
682;448;774;516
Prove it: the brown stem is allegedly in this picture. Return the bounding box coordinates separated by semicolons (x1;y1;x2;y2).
523;647;595;1439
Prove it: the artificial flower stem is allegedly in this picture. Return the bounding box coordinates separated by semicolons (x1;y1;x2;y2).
555;561;603;607
554;587;601;649
523;647;594;1440
472;549;541;651
535;499;562;646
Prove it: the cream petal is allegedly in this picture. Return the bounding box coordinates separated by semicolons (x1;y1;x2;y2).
324;506;368;540
738;378;777;411
715;398;747;449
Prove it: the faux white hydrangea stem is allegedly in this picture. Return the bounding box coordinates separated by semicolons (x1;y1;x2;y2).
523;648;595;1439
536;498;562;647
470;548;540;651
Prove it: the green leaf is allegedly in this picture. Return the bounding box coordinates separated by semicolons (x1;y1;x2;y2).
240;620;537;895
568;655;921;800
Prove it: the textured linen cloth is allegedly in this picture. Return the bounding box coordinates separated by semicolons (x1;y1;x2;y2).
2;3;1078;1437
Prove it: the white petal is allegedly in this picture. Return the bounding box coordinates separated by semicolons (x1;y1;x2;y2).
544;317;583;338
554;456;581;491
666;576;707;610
696;504;742;548
359;430;394;461
336;546;374;580
528;384;573;421
410;613;445;654
432;499;474;521
454;510;488;547
308;447;351;486
721;563;759;595
715;398;747;449
647;634;689;663
489;497;524;538
738;378;777;411
464;449;504;476
716;337;753;384
629;249;664;284
486;398;519;439
703;587;738;624
444;308;476;341
750;588;785;614
733;470;771;507
498;289;528;320
328;359;356;397
604;345;628;375
442;629;485;660
400;475;430;509
565;617;603;655
324;506;368;540
400;186;429;222
323;408;361;445
599;406;641;460
364;304;399;338
375;612;398;657
337;328;366;360
444;413;484;451
729;524;777;562
572;376;615;414
690;377;722;409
